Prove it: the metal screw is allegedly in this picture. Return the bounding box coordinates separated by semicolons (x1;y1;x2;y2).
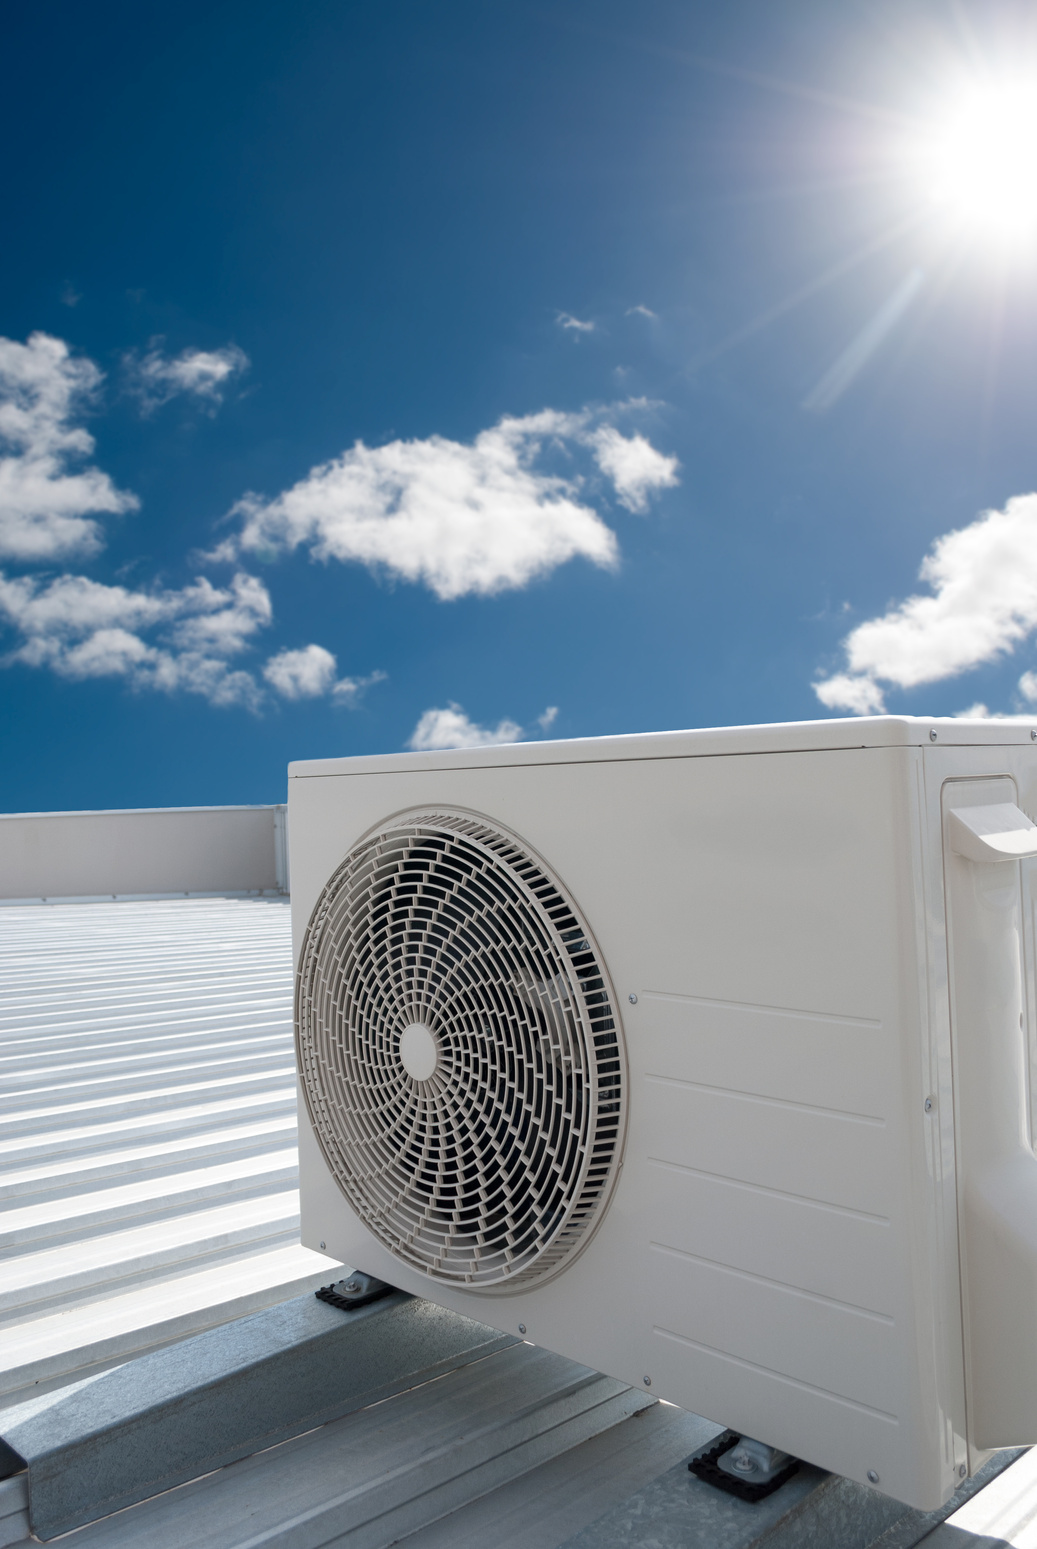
319;1240;326;1250
1031;729;1036;741
867;1469;880;1484
344;1280;361;1293
930;729;938;741
643;1375;652;1386
518;1324;526;1334
959;1462;968;1477
628;993;638;1005
924;1097;933;1113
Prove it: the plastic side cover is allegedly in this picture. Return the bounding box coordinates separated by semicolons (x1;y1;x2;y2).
949;804;1037;863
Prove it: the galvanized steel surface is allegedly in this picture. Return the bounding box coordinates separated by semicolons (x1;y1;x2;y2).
0;897;333;1406
3;1341;658;1549
2;1292;518;1540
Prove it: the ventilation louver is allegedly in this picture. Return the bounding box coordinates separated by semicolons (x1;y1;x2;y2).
296;809;625;1289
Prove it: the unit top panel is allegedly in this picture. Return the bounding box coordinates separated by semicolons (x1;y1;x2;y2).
289;715;1037;780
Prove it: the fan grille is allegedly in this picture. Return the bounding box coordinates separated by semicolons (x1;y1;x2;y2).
296;810;625;1289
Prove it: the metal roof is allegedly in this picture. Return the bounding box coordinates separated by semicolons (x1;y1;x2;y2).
0;896;332;1410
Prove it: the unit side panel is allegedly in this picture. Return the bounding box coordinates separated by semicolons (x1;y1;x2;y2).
922;743;1037;1474
291;746;941;1507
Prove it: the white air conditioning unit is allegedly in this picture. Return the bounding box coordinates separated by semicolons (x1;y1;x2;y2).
290;716;1037;1510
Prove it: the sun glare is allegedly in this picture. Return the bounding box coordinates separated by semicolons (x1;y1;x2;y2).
915;80;1037;250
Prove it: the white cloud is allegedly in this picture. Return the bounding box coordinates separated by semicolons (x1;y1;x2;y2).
263;644;337;699
537;705;559;731
407;703;523;751
261;643;384;704
626;304;657;319
126;342;249;414
589;427;680;513
813;672;887;714
222;405;679;601
0;569;273;709
0;332;139;562
814;494;1037;714
557;313;596;333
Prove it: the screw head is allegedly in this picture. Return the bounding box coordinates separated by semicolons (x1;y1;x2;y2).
518;1324;526;1334
628;993;638;1005
344;1280;361;1293
643;1375;652;1386
929;729;938;741
1031;729;1036;741
319;1240;326;1250
867;1469;879;1484
924;1097;933;1113
959;1462;968;1478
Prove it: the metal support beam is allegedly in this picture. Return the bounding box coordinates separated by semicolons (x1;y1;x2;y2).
0;1289;515;1540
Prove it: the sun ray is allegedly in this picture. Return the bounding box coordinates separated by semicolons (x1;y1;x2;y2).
686;209;928;374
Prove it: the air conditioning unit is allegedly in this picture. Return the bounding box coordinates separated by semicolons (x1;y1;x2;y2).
290;716;1037;1510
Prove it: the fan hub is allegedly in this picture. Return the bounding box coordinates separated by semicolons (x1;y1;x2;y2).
399;1022;439;1082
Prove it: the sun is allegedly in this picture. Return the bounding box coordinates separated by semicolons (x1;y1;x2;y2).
914;79;1037;250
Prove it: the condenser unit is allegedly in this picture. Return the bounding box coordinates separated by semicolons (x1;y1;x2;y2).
290;716;1037;1510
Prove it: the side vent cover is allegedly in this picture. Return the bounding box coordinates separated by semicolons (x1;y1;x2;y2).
296;809;625;1290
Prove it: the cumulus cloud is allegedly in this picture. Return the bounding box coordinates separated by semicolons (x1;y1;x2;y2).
220;405;679;601
537;705;559;731
263;643;337;699
814;494;1037;714
589;427;679;513
260;644;384;705
0;332;139;562
557;313;596;333
0;569;273;709
813;672;887;715
408;703;523;751
125;342;249;414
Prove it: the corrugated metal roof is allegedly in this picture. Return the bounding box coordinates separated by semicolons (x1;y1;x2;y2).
0;897;334;1408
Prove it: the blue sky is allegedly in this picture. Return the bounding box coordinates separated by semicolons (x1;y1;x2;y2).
4;0;1037;810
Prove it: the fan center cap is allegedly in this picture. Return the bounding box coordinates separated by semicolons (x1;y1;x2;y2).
399;1023;439;1081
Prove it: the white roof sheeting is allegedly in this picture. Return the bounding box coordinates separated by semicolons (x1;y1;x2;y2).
0;897;334;1408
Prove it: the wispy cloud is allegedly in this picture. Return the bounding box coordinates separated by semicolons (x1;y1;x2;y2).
219;404;679;601
814;493;1037;713
537;705;559;731
626;304;657;319
0;333;138;562
557;313;596;333
803;269;924;414
407;703;523;751
124;342;249;415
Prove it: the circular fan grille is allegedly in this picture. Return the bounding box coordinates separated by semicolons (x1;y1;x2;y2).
296;809;625;1290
